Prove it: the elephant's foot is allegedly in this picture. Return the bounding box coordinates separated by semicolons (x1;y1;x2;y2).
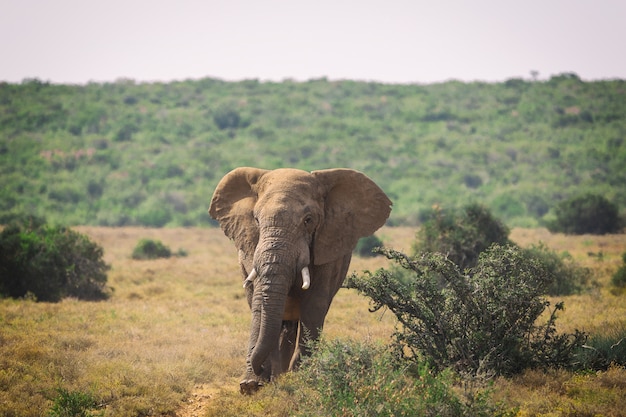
240;359;272;394
239;378;264;395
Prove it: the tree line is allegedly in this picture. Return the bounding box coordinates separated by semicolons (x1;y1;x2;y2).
1;74;625;227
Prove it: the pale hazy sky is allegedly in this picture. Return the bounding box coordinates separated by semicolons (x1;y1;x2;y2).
2;0;625;85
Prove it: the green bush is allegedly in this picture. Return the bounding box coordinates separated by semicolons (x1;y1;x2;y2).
522;243;589;295
0;216;110;302
346;245;586;377
547;193;622;235
414;204;588;296
212;106;244;130
354;234;384;257
611;252;626;288
290;339;503;417
414;203;512;271
131;238;172;260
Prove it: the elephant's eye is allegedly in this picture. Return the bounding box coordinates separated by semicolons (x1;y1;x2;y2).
303;215;313;226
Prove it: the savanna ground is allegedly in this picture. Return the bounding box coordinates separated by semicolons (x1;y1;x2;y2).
1;226;625;416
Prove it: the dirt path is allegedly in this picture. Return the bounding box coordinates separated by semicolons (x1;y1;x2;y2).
176;384;217;417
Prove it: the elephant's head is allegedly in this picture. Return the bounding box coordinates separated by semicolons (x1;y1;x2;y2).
209;167;391;376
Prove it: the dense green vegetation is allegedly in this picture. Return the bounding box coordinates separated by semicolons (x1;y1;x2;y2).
1;74;625;227
415;203;589;295
284;339;503;417
347;245;586;378
415;203;512;271
547;193;622;234
0;216;110;302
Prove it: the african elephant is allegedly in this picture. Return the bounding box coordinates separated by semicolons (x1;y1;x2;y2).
209;167;391;394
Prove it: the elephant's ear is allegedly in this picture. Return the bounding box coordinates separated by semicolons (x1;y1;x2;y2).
312;169;392;265
209;167;269;255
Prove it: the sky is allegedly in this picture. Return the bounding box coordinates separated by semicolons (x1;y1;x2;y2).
1;0;625;85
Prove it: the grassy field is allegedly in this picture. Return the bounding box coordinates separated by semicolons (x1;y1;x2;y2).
1;226;625;416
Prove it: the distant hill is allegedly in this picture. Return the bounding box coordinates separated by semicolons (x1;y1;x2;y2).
1;74;625;227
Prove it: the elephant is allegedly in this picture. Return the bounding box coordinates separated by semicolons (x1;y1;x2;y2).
209;167;392;394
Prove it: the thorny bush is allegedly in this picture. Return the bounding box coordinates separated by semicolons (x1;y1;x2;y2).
346;245;586;378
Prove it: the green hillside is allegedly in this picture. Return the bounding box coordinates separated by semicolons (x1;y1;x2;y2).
1;74;625;227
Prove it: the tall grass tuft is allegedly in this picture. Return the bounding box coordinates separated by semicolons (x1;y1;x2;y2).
48;388;102;417
575;323;626;370
611;252;626;288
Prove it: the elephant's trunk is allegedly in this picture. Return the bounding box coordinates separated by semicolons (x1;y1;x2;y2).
250;280;289;375
247;226;312;376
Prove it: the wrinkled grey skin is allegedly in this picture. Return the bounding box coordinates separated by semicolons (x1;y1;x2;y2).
209;167;391;394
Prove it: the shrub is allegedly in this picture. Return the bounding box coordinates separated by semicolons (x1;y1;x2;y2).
346;245;586;377
522;243;589;295
354;234;384;257
290;339;503;417
414;203;512;271
131;238;172;260
415;204;588;296
463;174;483;189
524;194;550;218
213;107;241;130
611;252;626;288
48;185;82;203
113;122;137;142
86;180;104;199
0;216;110;302
547;193;621;235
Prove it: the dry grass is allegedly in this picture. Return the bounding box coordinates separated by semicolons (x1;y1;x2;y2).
0;226;625;416
510;228;626;334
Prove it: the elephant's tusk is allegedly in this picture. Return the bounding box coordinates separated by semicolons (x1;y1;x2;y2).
243;268;257;288
301;266;310;290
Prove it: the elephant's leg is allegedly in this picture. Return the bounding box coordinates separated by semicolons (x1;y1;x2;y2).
289;299;329;371
240;344;259;393
289;256;352;370
277;321;298;376
266;321;298;381
240;358;265;394
241;355;273;394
